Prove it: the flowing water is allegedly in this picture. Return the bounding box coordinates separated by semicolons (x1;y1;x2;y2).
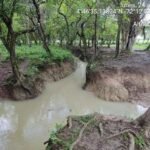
0;61;148;150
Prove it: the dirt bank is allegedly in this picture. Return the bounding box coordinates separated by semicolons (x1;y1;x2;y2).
0;60;75;100
45;109;150;150
84;52;150;106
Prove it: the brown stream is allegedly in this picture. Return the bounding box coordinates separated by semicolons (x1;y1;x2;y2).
0;61;147;150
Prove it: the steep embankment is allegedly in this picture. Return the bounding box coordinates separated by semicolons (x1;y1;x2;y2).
85;52;150;106
0;60;75;100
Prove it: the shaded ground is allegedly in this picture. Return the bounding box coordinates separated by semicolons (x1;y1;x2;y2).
84;51;150;107
0;59;75;100
45;113;150;150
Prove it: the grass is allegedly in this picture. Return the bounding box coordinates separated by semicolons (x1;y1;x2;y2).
135;134;146;149
0;44;73;62
0;44;73;76
104;43;149;51
133;43;149;50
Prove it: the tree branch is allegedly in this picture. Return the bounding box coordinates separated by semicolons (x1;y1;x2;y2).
58;0;70;36
10;0;18;18
15;28;36;36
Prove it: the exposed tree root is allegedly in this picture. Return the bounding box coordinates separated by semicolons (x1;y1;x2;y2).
104;129;137;141
128;133;135;150
98;122;103;137
67;116;72;129
145;127;150;138
69;116;96;150
46;110;150;150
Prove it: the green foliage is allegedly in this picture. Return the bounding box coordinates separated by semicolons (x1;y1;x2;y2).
46;124;69;150
135;134;146;149
51;46;73;62
0;44;73;77
46;122;81;150
133;43;150;50
79;115;93;123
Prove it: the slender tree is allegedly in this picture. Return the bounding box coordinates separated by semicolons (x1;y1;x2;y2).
0;0;35;83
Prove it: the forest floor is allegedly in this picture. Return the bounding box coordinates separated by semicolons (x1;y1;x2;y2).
45;113;150;150
84;49;150;107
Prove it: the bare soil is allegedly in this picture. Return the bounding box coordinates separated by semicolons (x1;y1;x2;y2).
85;51;150;107
0;60;75;100
45;113;150;150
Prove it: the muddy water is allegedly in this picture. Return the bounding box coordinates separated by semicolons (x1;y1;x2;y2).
0;61;147;150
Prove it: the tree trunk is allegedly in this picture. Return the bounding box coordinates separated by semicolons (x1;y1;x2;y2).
115;15;122;58
121;27;128;51
32;0;52;56
94;14;98;56
145;44;150;51
5;32;21;82
82;36;87;58
9;47;21;82
79;37;82;48
88;39;90;48
126;21;137;52
136;108;150;128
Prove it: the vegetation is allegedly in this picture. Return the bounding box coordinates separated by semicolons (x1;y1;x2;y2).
0;0;149;82
0;0;150;149
0;44;73;76
45;110;150;150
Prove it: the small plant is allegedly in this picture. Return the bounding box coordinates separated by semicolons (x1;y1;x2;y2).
135;134;146;149
79;115;93;124
51;46;73;62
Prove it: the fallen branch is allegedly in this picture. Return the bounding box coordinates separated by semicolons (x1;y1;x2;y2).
69;116;96;150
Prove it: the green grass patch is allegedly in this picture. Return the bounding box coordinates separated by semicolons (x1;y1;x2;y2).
0;44;73;62
133;43;149;50
0;44;73;76
135;134;146;149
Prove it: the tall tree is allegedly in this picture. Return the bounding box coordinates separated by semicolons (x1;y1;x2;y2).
0;0;35;83
31;0;52;56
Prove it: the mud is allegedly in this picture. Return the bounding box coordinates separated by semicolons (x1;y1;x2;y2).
85;52;150;106
0;60;75;100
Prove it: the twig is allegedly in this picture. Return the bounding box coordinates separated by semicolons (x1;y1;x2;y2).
69;117;96;150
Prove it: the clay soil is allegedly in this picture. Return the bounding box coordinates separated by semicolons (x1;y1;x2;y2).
0;59;75;100
85;51;150;107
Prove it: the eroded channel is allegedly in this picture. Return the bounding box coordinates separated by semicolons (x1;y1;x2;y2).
0;61;147;150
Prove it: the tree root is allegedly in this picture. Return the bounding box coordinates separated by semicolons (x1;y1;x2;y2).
128;133;135;150
69;116;96;150
98;122;103;137
145;127;150;138
67;116;72;129
102;129;136;150
104;129;137;141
